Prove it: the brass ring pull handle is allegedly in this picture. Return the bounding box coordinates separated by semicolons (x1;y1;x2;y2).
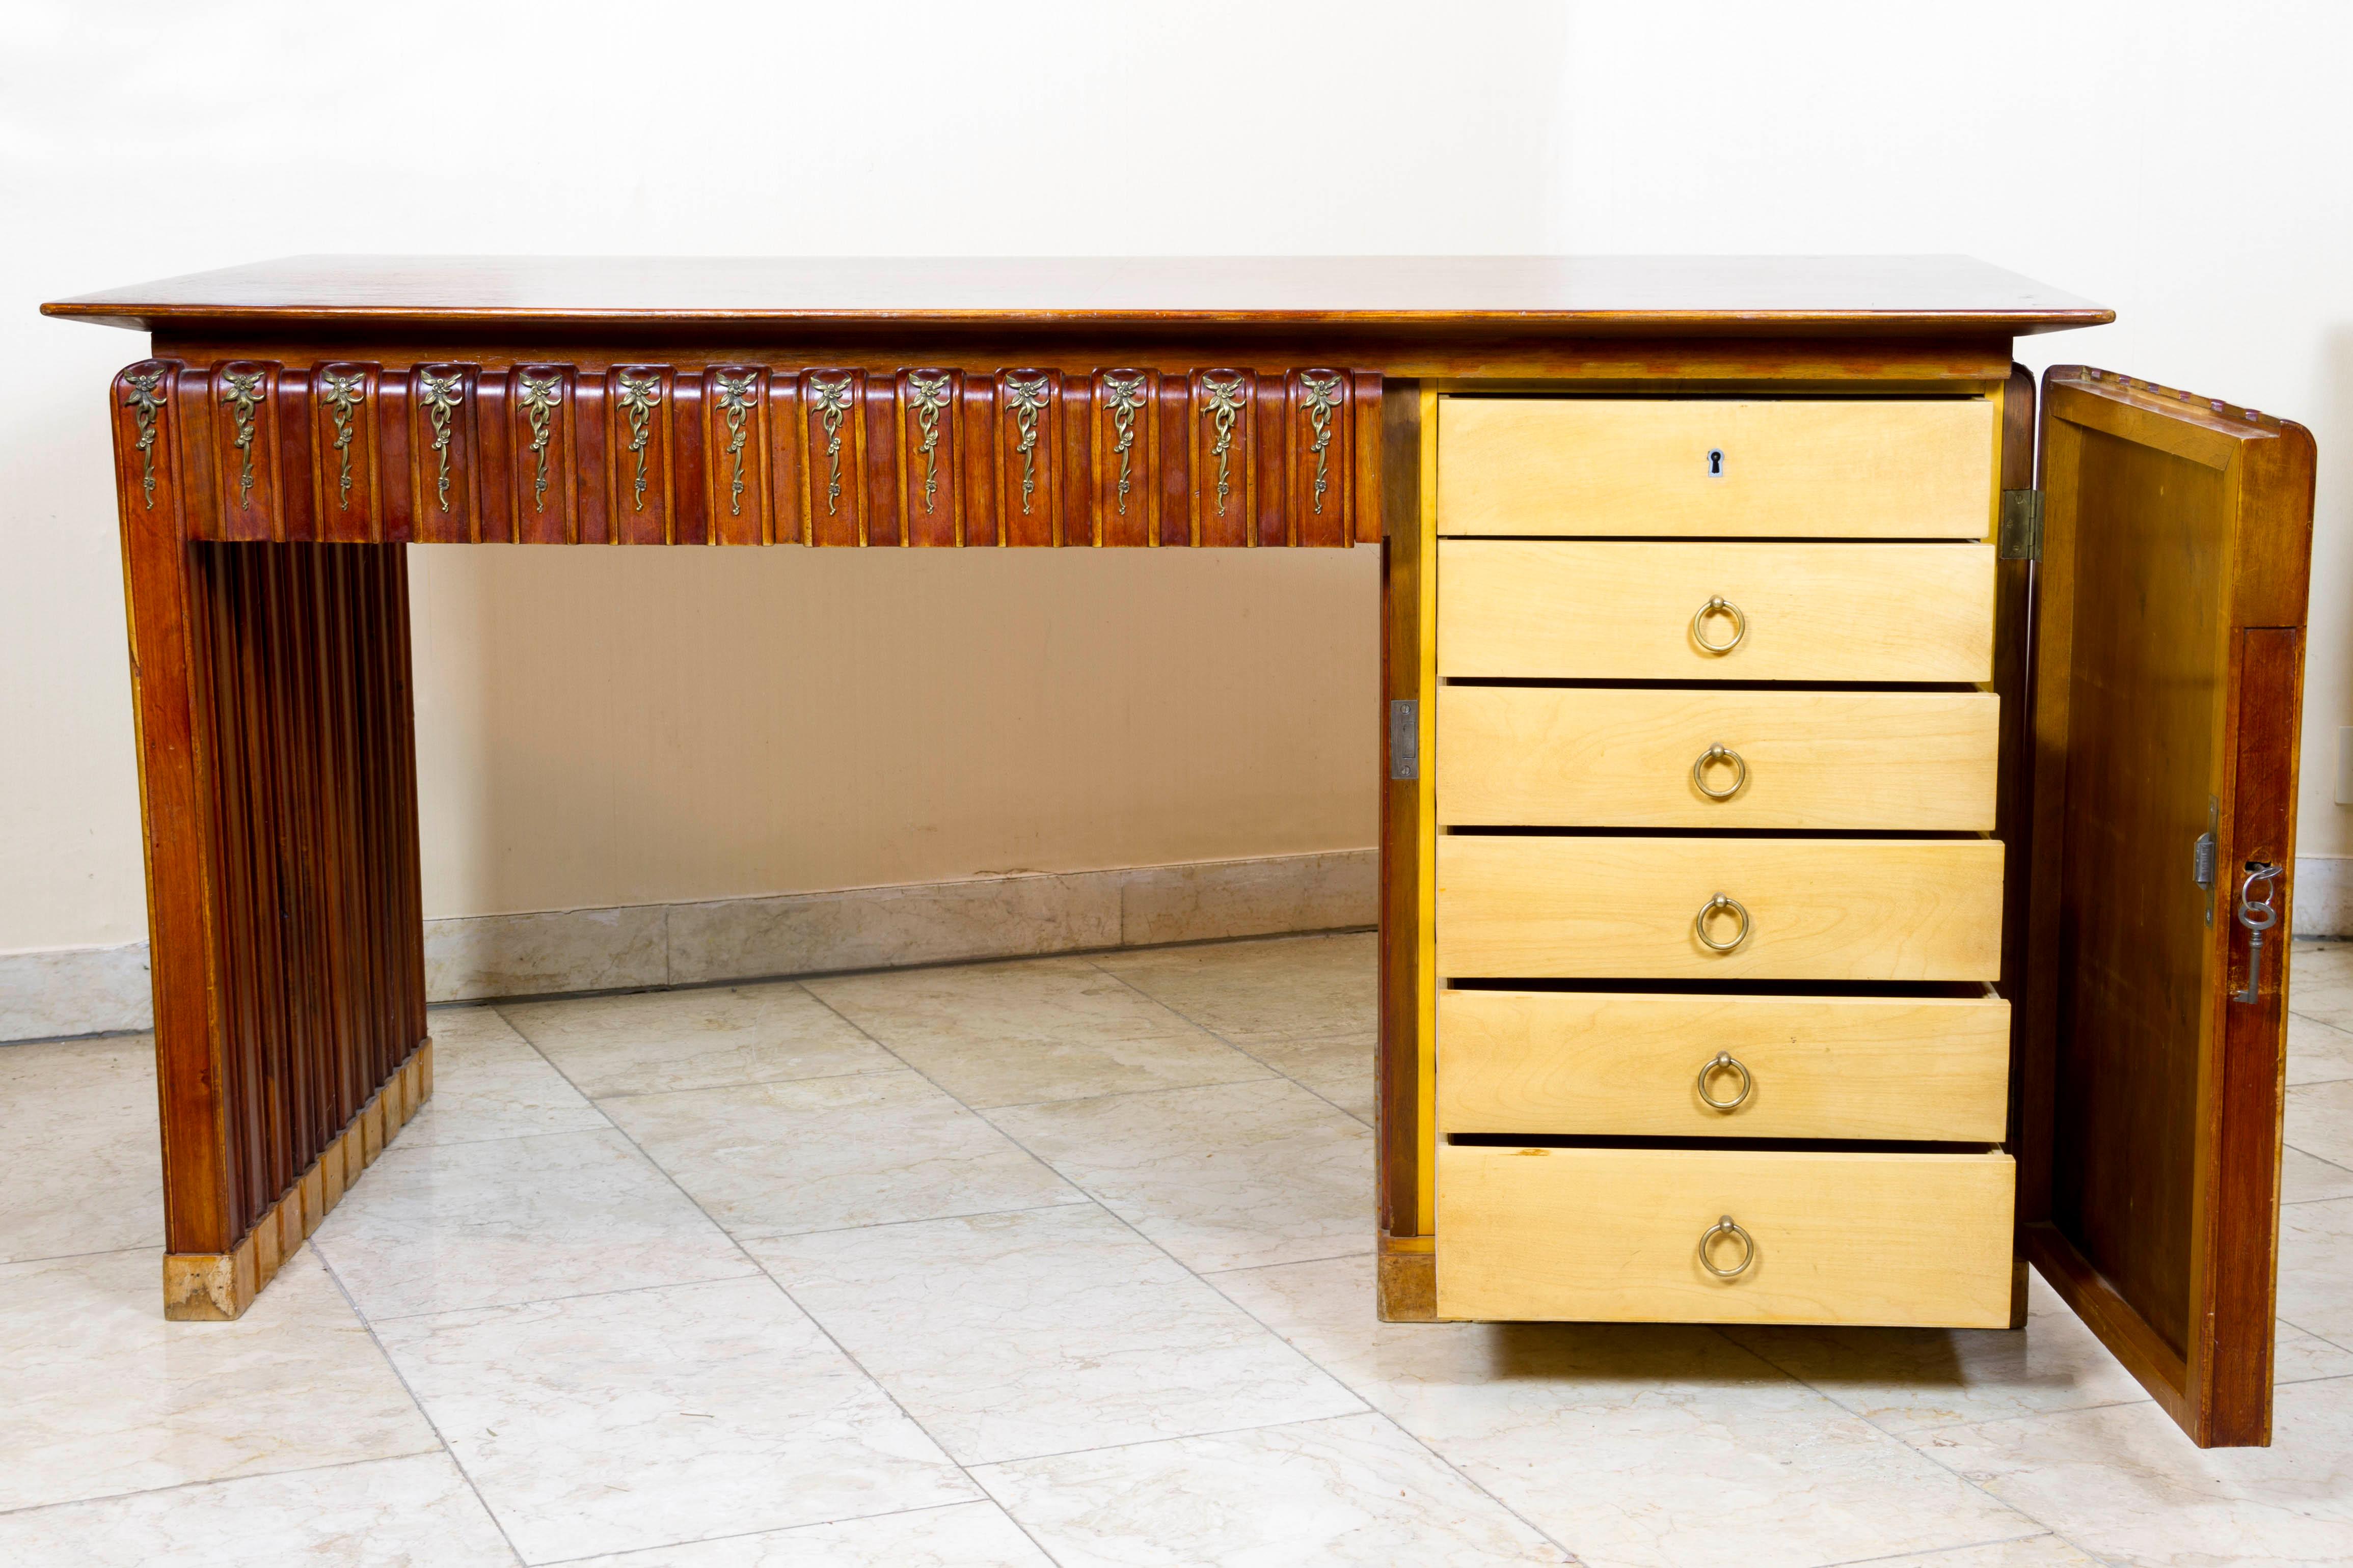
1691;596;1747;654
1693;893;1750;952
1699;1215;1755;1278
1696;1050;1753;1110
1691;743;1747;800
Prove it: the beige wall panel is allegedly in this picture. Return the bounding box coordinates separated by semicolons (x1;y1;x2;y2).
1436;1144;2015;1326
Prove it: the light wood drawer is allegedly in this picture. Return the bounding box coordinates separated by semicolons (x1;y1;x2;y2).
1437;687;1999;830
1436;1144;2015;1325
1436;397;1996;538
1437;991;2011;1140
1436;836;2003;980
1439;539;1995;681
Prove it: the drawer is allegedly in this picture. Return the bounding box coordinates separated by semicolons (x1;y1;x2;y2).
1436;836;2003;981
1438;540;1995;681
1437;991;2011;1140
1437;687;1999;830
1436;1144;2015;1326
1436;397;1996;539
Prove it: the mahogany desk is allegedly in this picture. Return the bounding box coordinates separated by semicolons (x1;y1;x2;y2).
44;257;2313;1448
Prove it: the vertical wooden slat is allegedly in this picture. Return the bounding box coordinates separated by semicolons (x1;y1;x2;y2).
1157;373;1191;547
767;370;804;545
1061;375;1094;546
573;369;610;545
961;376;997;546
410;365;476;544
511;365;576;545
997;370;1058;547
275;367;317;543
901;370;960;547
1351;372;1383;546
474;369;514;544
375;369;413;545
803;370;863;547
1094;370;1154;548
706;367;769;546
1253;372;1286;547
861;375;900;547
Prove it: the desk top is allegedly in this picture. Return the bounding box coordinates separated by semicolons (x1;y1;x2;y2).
44;255;2110;338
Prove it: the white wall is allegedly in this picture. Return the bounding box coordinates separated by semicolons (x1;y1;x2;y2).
6;1;2350;963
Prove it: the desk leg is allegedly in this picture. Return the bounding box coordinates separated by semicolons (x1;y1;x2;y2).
121;526;429;1318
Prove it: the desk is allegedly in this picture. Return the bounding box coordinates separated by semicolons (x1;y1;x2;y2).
45;257;2307;1448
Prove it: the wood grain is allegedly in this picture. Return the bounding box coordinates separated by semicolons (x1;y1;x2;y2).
1436;1144;2015;1326
1437;540;1995;681
1438;397;1995;539
1436;687;1999;830
1438;991;2011;1140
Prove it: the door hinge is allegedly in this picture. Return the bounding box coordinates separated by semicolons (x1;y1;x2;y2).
1998;488;2044;561
2195;795;2219;926
1389;699;1419;781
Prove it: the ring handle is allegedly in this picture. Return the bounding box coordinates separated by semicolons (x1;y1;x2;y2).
1693;893;1750;952
1691;596;1746;654
1691;743;1747;801
1699;1215;1755;1278
1696;1050;1753;1110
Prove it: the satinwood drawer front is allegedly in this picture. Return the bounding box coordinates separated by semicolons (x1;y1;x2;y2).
1437;991;2011;1141
1438;540;1995;682
1436;1144;2015;1326
1438;687;1999;831
1436;397;1996;539
1436;836;2003;981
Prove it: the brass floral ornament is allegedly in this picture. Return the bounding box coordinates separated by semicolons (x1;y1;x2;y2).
1300;371;1342;515
714;371;758;518
1102;371;1146;517
122;364;167;510
1200;372;1246;516
1004;372;1050;516
418;368;465;513
219;367;266;505
907;371;952;514
615;369;661;512
517;369;562;513
809;374;854;517
319;368;367;511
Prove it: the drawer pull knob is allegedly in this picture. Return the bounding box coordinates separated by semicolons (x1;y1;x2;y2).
1693;893;1750;952
1696;1050;1753;1110
1699;1215;1755;1279
1690;596;1747;654
1691;743;1747;800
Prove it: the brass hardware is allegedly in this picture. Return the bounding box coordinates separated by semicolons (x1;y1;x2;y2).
1998;488;2043;560
1201;371;1246;517
319;368;365;510
1694;893;1750;953
2196;795;2219;927
219;367;265;505
1695;1051;1753;1111
1301;370;1342;514
809;374;854;517
1692;742;1746;801
1698;1215;1754;1278
122;365;167;510
907;370;952;515
1103;371;1147;517
615;369;661;513
1005;372;1051;516
2235;861;2282;1004
518;369;562;513
713;371;757;518
418;368;464;513
1690;596;1746;654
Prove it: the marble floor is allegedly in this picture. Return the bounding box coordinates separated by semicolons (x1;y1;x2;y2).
5;933;2353;1566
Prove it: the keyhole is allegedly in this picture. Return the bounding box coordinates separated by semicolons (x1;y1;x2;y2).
1706;448;1726;478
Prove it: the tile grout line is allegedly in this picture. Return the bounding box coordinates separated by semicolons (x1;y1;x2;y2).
494;993;1076;1568
1812;1530;2087;1568
0;1446;452;1524
520;1498;1008;1568
309;1247;531;1568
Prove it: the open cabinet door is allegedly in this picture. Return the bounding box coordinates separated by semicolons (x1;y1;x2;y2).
2021;365;2317;1447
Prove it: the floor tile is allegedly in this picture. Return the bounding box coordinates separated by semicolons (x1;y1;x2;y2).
377;1275;975;1564
806;957;1272;1108
2285;1077;2353;1169
1914;1377;2353;1566
312;1128;754;1319
0;1248;438;1512
0;1450;515;1567
605;1068;1084;1239
1093;931;1378;1047
562;1501;1054;1566
2282;1144;2353;1205
975;1411;1564;1566
2276;1197;2353;1346
750;1204;1363;1465
2275;1319;2353;1383
0;1032;163;1262
2287;941;2353;1032
2287;1010;2353;1086
499;981;898;1098
987;1078;1373;1273
1724;1273;2152;1434
404;1006;610;1146
1836;1538;2104;1568
1215;1254;2035;1568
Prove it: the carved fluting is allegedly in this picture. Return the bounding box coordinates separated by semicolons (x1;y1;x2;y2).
809;374;853;516
1200;372;1246;517
517;369;562;513
219;368;266;505
907;371;951;515
714;371;757;517
418;369;464;513
1300;371;1342;515
616;369;661;512
1103;371;1146;517
1004;373;1050;516
319;368;366;510
122;364;167;510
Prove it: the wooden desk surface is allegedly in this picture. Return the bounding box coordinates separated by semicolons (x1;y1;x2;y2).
44;254;2111;338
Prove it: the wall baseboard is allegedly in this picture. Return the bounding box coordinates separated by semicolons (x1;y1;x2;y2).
2;848;1377;1042
2291;854;2353;940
